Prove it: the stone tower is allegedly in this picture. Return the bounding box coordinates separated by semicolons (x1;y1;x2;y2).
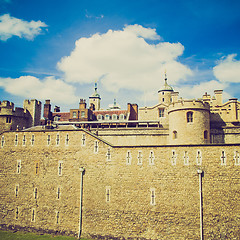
89;82;101;110
158;72;174;105
168;100;210;145
23;99;42;126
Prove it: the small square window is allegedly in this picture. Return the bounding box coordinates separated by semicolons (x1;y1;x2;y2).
1;136;4;148
94;141;98;153
149;151;155;165
58;161;63;176
183;151;189;165
171;150;177;165
220;150;226;165
82;133;86;146
16;160;21;174
234;151;240;165
126;151;132;165
106;148;111;161
106;186;111;203
196;150;202;165
150;188;156;206
137;151;143;165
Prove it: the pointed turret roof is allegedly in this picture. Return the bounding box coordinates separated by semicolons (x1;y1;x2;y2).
158;72;173;92
90;82;101;99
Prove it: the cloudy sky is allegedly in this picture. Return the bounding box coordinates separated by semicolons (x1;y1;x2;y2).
0;0;240;111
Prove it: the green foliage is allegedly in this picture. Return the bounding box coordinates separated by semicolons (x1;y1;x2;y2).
0;230;79;240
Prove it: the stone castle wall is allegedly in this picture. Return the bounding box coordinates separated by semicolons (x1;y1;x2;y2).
0;129;239;239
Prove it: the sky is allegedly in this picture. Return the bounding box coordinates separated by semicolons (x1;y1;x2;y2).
0;0;240;111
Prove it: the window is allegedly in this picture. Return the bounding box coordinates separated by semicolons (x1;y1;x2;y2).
150;188;156;206
162;98;165;102
16;160;21;174
82;133;86;146
56;211;60;224
15;184;19;197
81;111;85;118
14;134;18;146
119;114;125;120
126;151;132;165
54;116;60;121
196;150;202;165
22;135;26;146
94;141;98;153
15;207;19;220
65;134;69;146
58;161;63;176
159;108;165;117
149;150;155;165
204;130;208;140
173;131;178;139
35;161;39;175
47;135;51;145
137;151;143;165
220;150;226;165
106;186;111;203
6;117;11;123
112;114;118;120
56;134;60;145
73;111;77;118
33;187;38;199
106;148;111;161
1;136;4;147
31;135;34;146
57;187;61;200
183;151;189;165
31;208;35;222
105;114;110;121
97;114;103;120
187;111;193;123
234;151;240;165
171;150;177;165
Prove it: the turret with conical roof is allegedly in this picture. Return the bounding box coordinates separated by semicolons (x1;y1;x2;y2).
89;81;101;110
158;72;174;105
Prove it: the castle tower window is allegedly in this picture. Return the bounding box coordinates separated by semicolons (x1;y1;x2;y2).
149;150;155;165
183;151;189;165
234;151;240;165
47;135;51;145
196;150;202;165
162;98;165;102
173;131;178;139
16;160;21;174
56;134;60;145
187;112;193;123
31;135;35;146
65;134;69;146
137;151;143;165
56;211;60;224
106;148;111;161
159;108;165;117
14;134;18;146
15;207;19;220
35;161;39;175
82;133;86;146
220;150;226;165
126;151;132;165
57;187;61;200
58;161;63;176
6;117;11;123
34;187;38;199
150;188;156;206
106;186;111;203
15;184;19;197
204;130;208;140
31;208;35;222
22;135;26;146
1;136;4;147
171;150;177;165
94;141;99;153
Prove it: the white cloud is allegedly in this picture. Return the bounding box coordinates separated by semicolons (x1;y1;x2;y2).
0;14;47;41
175;80;230;100
213;54;240;83
57;24;192;93
0;76;78;104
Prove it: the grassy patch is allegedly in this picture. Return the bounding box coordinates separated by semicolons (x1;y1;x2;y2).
0;230;78;240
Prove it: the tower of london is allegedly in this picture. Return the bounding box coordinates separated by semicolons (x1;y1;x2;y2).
0;76;239;239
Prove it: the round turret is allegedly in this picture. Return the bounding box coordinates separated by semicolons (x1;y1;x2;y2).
168;100;210;145
158;73;174;105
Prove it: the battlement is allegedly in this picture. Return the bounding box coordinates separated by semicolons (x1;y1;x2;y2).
0;100;14;109
168;99;210;113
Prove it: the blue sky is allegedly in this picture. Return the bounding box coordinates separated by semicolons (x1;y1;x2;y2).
0;0;240;111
